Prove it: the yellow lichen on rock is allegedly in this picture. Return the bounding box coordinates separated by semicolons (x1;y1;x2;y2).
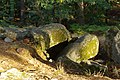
32;23;71;60
35;45;49;60
64;34;99;63
47;28;69;47
41;23;71;48
76;34;99;62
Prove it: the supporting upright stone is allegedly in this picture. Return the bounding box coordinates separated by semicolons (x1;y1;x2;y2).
58;34;99;63
105;27;120;64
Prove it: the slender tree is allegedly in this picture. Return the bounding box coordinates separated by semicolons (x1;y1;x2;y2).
20;0;25;24
9;0;15;21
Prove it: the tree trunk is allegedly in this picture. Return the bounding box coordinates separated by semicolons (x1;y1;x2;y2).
75;0;85;25
52;1;56;22
9;0;15;21
20;0;25;24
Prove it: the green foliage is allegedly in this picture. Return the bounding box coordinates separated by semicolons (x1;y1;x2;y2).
69;24;83;33
84;0;111;25
0;0;119;26
84;25;110;33
10;0;15;18
70;23;111;34
0;20;18;28
0;20;9;27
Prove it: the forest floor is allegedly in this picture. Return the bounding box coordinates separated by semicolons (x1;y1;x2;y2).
0;40;113;80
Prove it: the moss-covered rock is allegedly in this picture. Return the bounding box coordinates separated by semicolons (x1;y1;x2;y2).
0;27;30;41
59;34;99;63
105;27;120;64
40;23;71;48
31;23;71;60
0;23;71;61
31;28;50;60
31;28;50;50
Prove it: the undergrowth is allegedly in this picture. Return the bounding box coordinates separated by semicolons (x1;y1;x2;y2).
69;24;114;35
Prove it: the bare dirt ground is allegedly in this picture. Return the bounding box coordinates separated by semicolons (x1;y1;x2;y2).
0;40;113;80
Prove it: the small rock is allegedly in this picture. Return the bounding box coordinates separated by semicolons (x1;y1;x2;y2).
4;37;13;42
0;68;34;80
23;38;30;44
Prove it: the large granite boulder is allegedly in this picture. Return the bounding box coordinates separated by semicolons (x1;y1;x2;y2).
39;23;71;48
56;34;103;75
58;34;99;63
105;27;120;64
0;23;71;61
31;23;71;60
31;28;50;50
